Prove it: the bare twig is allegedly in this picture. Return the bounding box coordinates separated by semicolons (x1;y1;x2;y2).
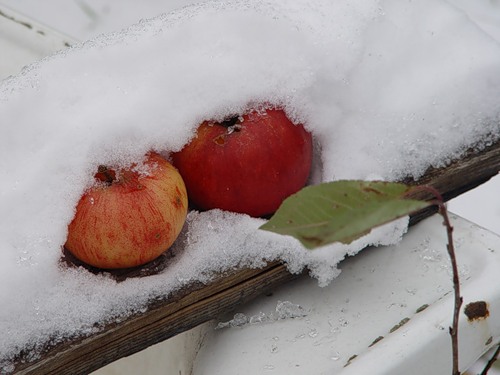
438;200;463;375
479;344;500;375
413;185;463;375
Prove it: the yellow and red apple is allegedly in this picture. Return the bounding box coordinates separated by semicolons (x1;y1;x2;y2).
172;109;313;217
65;152;188;269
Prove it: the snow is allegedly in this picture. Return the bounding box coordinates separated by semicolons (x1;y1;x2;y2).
215;300;309;329
0;0;500;370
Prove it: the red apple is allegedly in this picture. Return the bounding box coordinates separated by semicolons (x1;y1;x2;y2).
171;109;313;217
65;152;188;269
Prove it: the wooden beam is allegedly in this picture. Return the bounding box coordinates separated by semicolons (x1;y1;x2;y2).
15;262;298;375
406;141;500;225
8;139;500;375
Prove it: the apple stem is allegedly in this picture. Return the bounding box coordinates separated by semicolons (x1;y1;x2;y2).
220;116;243;136
220;116;240;128
95;166;117;185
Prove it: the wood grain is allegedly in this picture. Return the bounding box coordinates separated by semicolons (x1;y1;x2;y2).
8;139;500;375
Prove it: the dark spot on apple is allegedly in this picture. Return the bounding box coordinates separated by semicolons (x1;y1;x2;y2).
213;134;226;145
464;301;489;321
173;196;183;209
155;233;161;240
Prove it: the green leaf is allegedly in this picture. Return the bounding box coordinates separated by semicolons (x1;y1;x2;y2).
260;180;432;249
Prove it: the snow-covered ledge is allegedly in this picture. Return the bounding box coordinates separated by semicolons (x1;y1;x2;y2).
7;139;500;375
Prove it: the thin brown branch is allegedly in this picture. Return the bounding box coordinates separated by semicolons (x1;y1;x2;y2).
411;185;463;375
480;344;500;375
439;201;463;375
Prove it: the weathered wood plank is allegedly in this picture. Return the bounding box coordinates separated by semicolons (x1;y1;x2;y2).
9;138;500;375
406;141;500;225
15;262;298;375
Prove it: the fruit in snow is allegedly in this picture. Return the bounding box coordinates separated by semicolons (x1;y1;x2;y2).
65;152;188;269
172;109;313;217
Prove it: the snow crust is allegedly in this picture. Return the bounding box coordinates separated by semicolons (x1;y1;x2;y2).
0;0;499;368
